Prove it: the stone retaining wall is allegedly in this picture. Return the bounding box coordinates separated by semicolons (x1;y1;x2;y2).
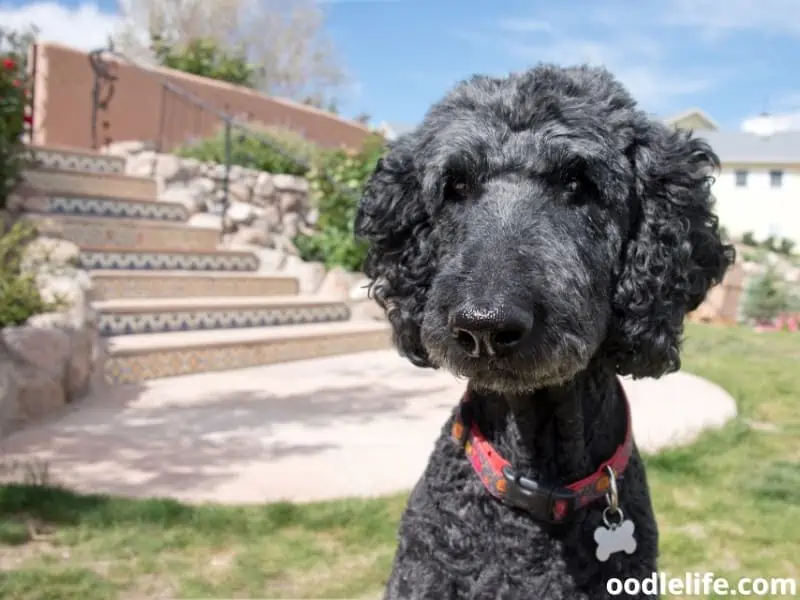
0;230;99;437
104;141;316;254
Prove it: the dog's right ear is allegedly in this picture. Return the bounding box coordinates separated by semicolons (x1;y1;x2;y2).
355;141;422;241
355;137;437;368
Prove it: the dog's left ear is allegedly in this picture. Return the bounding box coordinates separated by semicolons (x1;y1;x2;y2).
608;121;736;378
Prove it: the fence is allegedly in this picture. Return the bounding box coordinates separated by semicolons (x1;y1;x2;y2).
28;42;374;152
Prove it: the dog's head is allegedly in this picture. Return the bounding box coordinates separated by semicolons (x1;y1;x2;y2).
356;65;734;394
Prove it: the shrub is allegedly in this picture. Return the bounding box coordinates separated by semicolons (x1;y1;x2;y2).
741;231;757;247
0;220;52;327
180;126;386;271
777;237;795;256
1;25;36;210
151;34;256;88
742;266;791;324
177;124;318;176
293;134;386;271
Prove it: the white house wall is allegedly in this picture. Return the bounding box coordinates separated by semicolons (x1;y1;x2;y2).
711;167;800;243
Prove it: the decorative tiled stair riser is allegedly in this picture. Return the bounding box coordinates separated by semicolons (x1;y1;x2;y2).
103;326;392;384
91;272;299;300
25;215;217;251
23;145;392;383
46;196;188;222
98;303;351;336
24;169;157;200
79;250;259;271
32;147;125;174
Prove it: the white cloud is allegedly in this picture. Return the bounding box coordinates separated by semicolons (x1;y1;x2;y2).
663;0;800;37
0;1;121;51
495;18;554;35
741;112;800;134
450;10;720;112
739;90;800;133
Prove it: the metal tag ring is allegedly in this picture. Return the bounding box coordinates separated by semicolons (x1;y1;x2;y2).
602;505;625;530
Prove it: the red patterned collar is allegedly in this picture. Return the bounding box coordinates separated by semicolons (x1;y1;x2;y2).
450;380;633;524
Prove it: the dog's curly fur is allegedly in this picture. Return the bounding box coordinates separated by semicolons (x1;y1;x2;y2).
355;64;734;599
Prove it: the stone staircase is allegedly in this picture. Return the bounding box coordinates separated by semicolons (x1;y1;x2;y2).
22;146;390;385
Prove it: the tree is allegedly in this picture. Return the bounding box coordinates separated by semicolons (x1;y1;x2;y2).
742;266;790;324
150;34;256;87
114;0;347;108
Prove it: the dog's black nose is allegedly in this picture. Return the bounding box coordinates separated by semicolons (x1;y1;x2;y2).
449;301;533;358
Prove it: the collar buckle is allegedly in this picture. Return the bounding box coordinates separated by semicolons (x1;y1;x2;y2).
501;467;578;524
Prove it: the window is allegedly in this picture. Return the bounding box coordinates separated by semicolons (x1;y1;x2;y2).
770;170;784;188
734;170;748;187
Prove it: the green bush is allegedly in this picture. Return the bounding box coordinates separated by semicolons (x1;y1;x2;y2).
179;127;386;271
0;221;52;327
177;124;318;176
151;34;256;88
294;134;386;271
778;237;795;256
741;231;757;247
742;266;791;324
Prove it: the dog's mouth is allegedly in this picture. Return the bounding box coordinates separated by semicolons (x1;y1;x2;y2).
427;345;573;393
422;324;591;393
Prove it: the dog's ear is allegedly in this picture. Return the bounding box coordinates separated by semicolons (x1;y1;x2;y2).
608;122;735;378
355;136;436;368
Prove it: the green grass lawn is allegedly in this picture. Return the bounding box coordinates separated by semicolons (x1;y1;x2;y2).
1;324;798;599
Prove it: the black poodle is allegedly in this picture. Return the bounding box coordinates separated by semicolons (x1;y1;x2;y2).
355;64;734;599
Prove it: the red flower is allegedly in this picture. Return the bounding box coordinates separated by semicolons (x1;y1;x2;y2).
12;79;21;88
23;114;33;125
2;57;15;71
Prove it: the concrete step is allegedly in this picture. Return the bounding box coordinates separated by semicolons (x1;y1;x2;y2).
24;214;217;251
30;145;126;175
103;321;392;383
32;194;188;222
91;271;299;300
24;168;156;200
95;295;350;336
79;248;259;272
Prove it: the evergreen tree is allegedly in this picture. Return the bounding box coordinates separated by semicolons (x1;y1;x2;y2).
743;266;790;323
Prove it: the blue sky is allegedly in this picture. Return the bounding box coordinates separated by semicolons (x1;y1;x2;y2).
3;0;800;131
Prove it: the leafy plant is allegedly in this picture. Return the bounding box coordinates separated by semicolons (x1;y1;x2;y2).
179;126;386;271
778;237;795;256
0;220;53;327
178;124;317;176
742;266;791;324
294;134;386;271
1;25;37;210
150;34;257;88
741;231;757;247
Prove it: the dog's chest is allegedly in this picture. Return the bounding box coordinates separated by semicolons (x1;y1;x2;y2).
405;471;598;597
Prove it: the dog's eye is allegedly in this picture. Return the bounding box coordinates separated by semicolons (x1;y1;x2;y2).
566;178;581;193
444;178;470;200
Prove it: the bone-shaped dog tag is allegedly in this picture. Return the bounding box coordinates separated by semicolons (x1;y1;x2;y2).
594;516;637;562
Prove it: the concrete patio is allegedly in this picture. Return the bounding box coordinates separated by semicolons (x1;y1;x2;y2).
0;350;737;504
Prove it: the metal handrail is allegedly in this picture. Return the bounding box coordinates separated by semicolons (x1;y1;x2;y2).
87;43;363;229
